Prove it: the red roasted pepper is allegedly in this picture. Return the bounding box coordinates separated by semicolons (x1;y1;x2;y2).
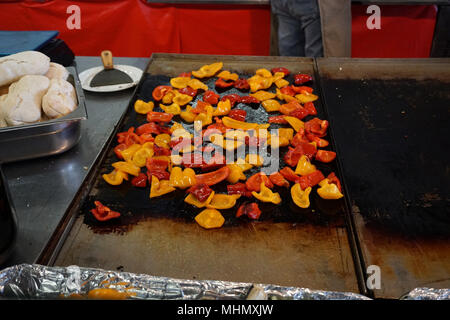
245;172;274;192
221;94;242;106
147;112;174;123
227;183;253;197
291;85;314;94
179;72;192;77
195;166;230;186
131;173;148;188
234;78;250;91
268;115;288;124
303;102;317;115
203;90;220;105
136;122;161;135
114;143;127;160
298;170;325;190
228;109;247;122
187;183;213;202
152;85;172;101
294;74;313;85
315;150;336;163
215;78;235;88
90;201;121;222
305;118;329;137
279;167;301;184
269;172;290;187
306;132;329;148
284;142;317;166
271;67;290;76
290;107;309;120
236;202;262;219
280;86;296;96
240;96;260;104
178;87;197;97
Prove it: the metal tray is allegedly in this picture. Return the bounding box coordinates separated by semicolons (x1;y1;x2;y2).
0;66;87;163
316;58;450;299
37;54;363;295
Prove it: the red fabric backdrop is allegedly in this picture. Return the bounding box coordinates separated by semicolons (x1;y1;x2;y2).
0;1;437;58
351;4;437;58
0;0;271;57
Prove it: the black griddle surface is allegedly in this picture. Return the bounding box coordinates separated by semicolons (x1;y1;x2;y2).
321;77;449;237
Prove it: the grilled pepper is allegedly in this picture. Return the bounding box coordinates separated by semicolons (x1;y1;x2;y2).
217;70;239;81
261;99;281;113
236;202;261;219
213;99;232;116
134;99;154;114
90;201;121;222
187;183;213;202
185;190;215;208
192;62;223;78
160;103;181;115
112;161;140;176
194;208;225;229
252;182;281;204
246;172;274;192
131;147;154;168
150;175;175;198
291;184;312;208
284;116;305;132
169;167;196;189
207;194;241;210
250;90;276;101
226;164;247;184
102;169;129;186
295;155;317;176
317;178;344;200
119;144;142;162
195;166;230;186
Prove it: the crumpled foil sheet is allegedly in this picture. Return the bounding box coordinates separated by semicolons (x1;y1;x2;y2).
0;264;371;300
401;287;450;300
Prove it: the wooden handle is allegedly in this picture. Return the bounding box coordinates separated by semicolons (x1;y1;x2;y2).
100;50;114;70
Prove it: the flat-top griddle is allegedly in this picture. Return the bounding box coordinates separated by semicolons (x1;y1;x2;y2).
37;54;362;294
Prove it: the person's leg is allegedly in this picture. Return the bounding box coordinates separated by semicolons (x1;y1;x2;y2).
318;0;352;57
276;12;305;57
302;14;323;57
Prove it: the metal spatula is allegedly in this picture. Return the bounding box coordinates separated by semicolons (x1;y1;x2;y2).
90;50;133;87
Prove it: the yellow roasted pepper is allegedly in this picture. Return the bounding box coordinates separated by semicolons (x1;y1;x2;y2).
185;191;215;208
192;62;223;78
150;175;175;198
207;194;241;210
102;169;128;186
154;133;171;149
134;99;154;114
112;161;140;176
212;99;231;116
170;76;191;89
222;116;258;130
210;134;244;151
188;78;208;91
291;184;312;208
245;154;264;166
295;155;317;176
252;182;281;204
274;78;289;88
250;90;276;101
217;70;239;81
226;164;247;184
261;99;280;112
180;105;197;123
132;147;154;168
119;144;141;162
162;91;176;104
169;167;196;189
160;103;181;115
317;179;344;200
247;74;273;92
255;68;272;78
284;116;305;132
296;92;318;103
173;92;193;106
194;208;225;229
276;88;297;103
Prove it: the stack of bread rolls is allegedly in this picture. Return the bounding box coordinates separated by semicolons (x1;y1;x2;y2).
0;51;78;128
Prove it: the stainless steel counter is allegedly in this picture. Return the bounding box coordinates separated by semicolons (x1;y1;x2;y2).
0;56;149;268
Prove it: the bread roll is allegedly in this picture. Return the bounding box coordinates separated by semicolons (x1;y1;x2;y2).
42;78;77;118
0;75;50;126
0;94;7;128
45;62;69;80
0;51;50;87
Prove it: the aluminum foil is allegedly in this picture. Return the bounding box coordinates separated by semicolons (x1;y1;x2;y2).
0;264;371;300
401;287;450;300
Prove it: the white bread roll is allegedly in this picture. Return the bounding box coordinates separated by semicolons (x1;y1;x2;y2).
42;78;77;118
0;94;7;127
45;62;69;80
0;75;50;126
0;51;50;87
